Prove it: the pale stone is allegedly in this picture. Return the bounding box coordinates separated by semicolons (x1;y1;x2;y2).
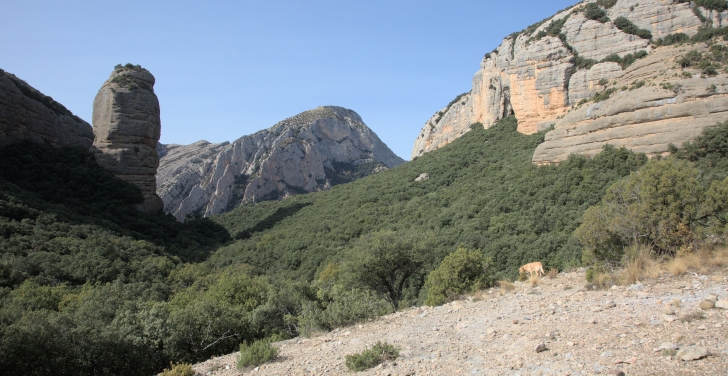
677;346;709;361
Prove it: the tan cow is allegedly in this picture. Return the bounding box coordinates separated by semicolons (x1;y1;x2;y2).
519;262;544;277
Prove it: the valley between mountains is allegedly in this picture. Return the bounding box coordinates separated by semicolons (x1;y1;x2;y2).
4;0;728;375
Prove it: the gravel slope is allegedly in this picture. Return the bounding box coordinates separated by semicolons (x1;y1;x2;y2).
192;269;728;375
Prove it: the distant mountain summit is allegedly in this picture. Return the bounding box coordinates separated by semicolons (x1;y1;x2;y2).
157;106;404;221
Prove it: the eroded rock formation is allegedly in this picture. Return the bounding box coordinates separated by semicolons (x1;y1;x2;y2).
412;0;723;162
0;69;93;149
91;64;163;212
158;106;404;221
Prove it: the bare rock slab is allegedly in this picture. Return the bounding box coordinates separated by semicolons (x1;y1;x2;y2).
677;346;709;361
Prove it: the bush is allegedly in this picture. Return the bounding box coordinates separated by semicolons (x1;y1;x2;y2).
340;229;435;309
237;338;278;368
345;341;400;372
694;0;728;11
656;33;689;46
424;247;492;306
584;3;609;23
613;16;652;40
161;363;195;376
577;158;704;263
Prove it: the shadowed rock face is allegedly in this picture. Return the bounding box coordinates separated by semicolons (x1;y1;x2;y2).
0;69;93;149
157;106;405;221
91;65;163;212
412;0;719;162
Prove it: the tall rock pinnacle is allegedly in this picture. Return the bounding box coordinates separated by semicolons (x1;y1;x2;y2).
91;64;163;212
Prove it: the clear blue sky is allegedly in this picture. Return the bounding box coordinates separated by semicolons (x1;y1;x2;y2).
2;0;576;160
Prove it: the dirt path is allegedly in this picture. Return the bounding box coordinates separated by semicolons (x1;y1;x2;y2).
193;270;728;375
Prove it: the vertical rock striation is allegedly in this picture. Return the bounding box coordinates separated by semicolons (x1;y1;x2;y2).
412;0;719;161
157;106;405;221
0;69;93;149
91;64;163;212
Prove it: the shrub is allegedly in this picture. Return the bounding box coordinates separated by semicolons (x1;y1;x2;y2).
613;16;652;40
345;341;400;372
577;158;704;263
593;88;616;102
694;0;728;11
341;229;435;309
596;0;617;9
424;247;492;306
656;33;689;46
237;338;279;368
161;363;195;376
584;3;609;23
315;287;391;330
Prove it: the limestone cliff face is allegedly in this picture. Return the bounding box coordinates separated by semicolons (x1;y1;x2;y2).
533;43;728;164
0;69;93;149
91;65;163;212
412;0;720;161
158;106;405;221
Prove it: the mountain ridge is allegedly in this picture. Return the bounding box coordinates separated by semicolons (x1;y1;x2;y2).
157;106;404;221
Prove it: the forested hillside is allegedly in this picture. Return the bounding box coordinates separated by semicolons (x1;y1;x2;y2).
2;117;727;375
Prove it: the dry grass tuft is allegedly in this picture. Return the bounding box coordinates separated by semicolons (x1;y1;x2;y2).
678;311;705;322
620;248;662;284
708;247;728;268
585;271;616;290
527;274;540;287
547;268;559;279
665;246;728;275
499;279;514;295
666;257;688;276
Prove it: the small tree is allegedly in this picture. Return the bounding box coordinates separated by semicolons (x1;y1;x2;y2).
424;247;492;306
577;157;703;263
341;229;434;309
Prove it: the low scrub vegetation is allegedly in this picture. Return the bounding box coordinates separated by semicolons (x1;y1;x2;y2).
345;341;400;372
237;338;279;368
3;108;728;375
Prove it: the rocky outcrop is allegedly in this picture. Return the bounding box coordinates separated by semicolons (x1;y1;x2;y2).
0;69;93;149
158;106;404;221
412;0;720;160
533;43;728;164
91;64;163;213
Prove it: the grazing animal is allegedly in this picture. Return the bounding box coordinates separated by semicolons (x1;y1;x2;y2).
519;262;544;277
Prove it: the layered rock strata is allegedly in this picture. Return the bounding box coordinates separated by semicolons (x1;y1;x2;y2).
412;0;720;160
158;106;404;221
533;42;728;164
91;65;163;212
0;69;93;149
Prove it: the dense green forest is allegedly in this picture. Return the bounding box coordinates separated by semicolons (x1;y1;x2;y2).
2;117;727;375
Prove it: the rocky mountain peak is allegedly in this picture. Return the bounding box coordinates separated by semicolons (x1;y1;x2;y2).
157;106;404;221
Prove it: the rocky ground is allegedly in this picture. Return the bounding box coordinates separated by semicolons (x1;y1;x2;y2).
192;269;728;375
